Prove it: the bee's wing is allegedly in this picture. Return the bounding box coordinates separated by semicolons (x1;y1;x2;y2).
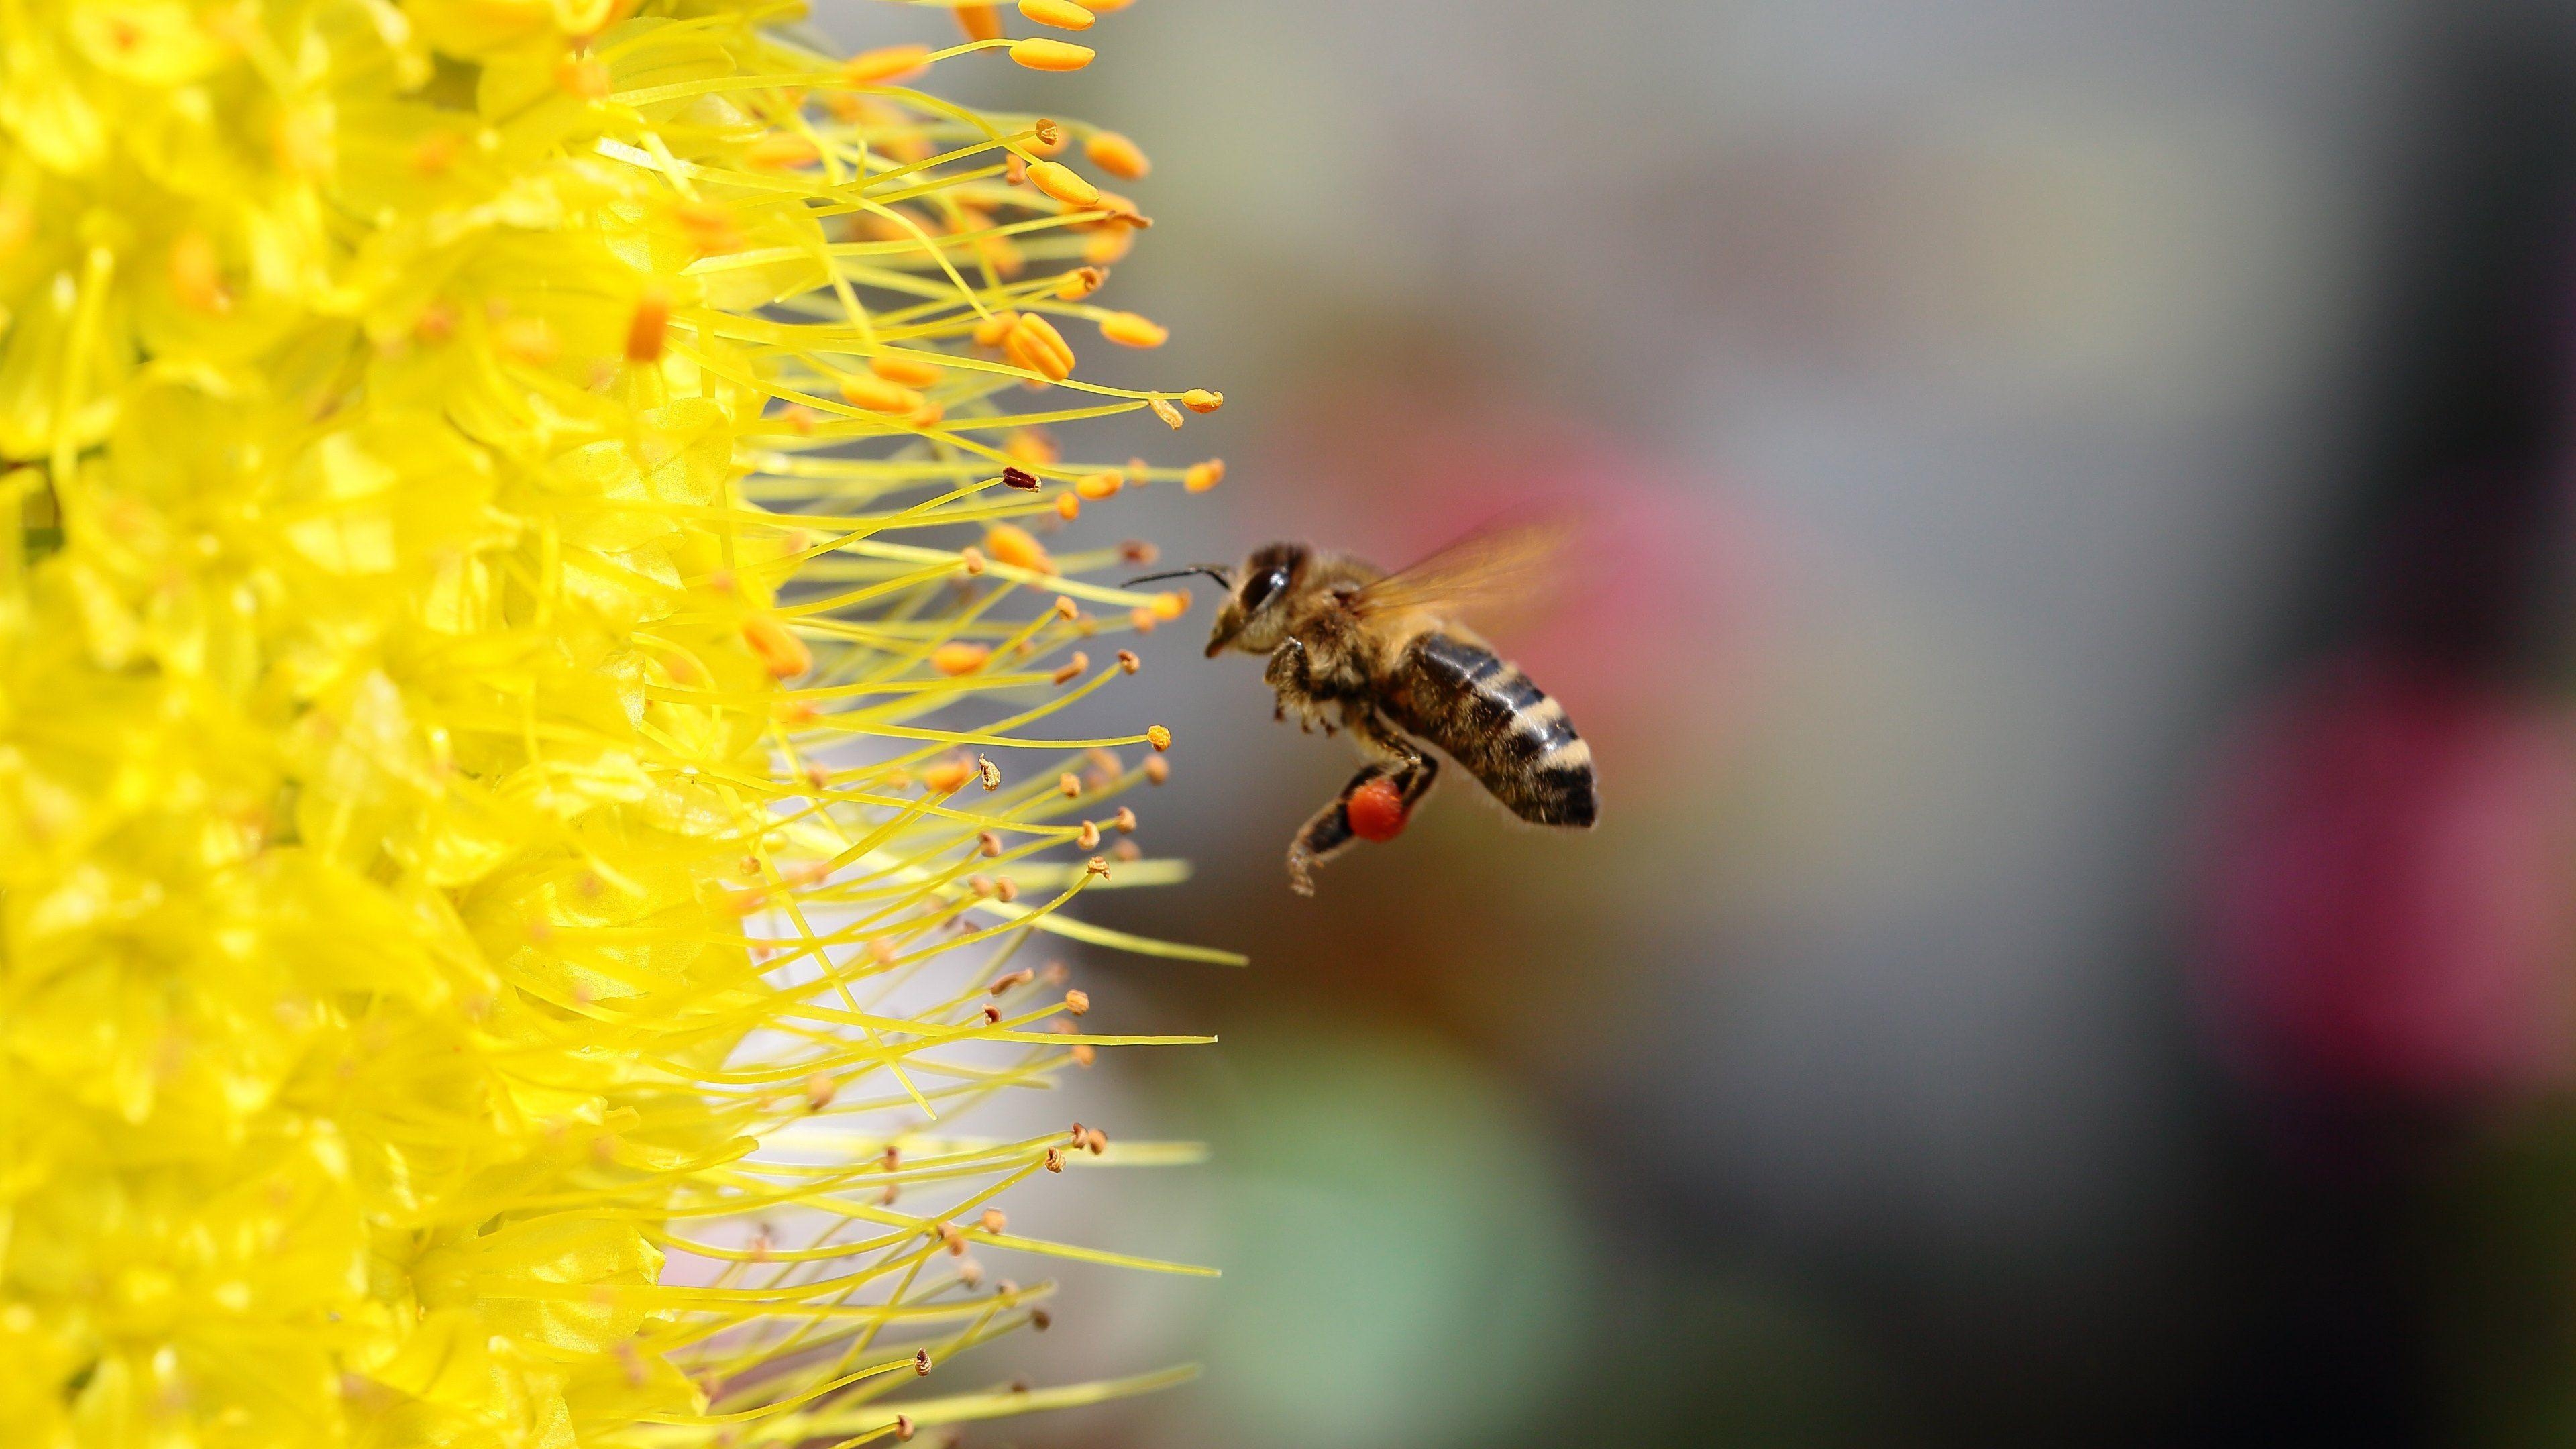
1346;521;1571;635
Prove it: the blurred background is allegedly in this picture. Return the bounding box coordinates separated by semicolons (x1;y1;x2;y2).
833;2;2576;1444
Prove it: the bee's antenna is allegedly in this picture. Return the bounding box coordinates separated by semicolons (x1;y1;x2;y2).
1124;565;1236;590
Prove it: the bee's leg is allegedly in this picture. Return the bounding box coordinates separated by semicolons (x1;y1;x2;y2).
1286;764;1388;896
1343;706;1427;775
1265;637;1327;733
1284;722;1440;895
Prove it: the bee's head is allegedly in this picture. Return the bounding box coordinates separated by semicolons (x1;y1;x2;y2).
1123;543;1309;657
1201;543;1306;657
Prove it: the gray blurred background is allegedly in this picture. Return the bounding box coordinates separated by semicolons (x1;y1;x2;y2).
824;2;2576;1444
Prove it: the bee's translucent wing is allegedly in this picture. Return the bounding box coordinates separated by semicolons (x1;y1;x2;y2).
1346;521;1571;634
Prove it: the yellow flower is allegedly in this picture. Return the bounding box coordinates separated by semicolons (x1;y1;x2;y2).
0;1;1236;1444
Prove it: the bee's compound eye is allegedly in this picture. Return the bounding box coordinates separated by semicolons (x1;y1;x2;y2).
1240;566;1288;613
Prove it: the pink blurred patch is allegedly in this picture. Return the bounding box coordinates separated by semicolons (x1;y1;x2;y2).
1275;397;1774;760
2195;654;2576;1107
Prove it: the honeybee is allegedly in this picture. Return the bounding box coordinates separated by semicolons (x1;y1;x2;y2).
1131;524;1597;893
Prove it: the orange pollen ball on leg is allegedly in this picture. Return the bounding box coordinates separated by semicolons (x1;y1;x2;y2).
1084;131;1150;179
1009;37;1094;71
1346;776;1410;841
1099;312;1167;347
742;615;814;679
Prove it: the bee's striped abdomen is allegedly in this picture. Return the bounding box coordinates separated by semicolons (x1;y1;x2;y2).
1385;632;1596;828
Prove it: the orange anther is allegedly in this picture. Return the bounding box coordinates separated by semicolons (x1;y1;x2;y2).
672;200;745;255
1055;266;1106;301
1145;724;1170;750
742;615;812;678
1150;591;1188;620
168;232;227;314
838;374;922;415
922;759;974;793
1183;458;1226;492
1058;773;1082;798
1051;652;1089;685
1026;159;1099;207
1018;0;1095;29
982;523;1054;574
844;44;929;85
557;54;612;100
1004;313;1076;381
1099;311;1167;347
973;311;1020;348
1075;470;1122;500
869;354;946;388
1116;649;1140;674
1083;228;1134;266
1055;494;1081;521
1008;37;1093;70
624;282;670;362
932;643;991;676
1084;130;1149;179
743;132;818;170
1064;989;1090;1015
955;3;1002;40
1182;388;1223;413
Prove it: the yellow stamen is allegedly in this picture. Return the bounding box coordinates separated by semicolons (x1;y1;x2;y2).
1181;388;1223;413
1183;458;1226;492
